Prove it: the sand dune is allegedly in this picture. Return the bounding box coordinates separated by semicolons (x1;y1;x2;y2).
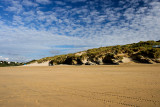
25;61;49;66
0;64;160;107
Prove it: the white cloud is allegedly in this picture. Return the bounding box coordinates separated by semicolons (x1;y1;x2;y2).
54;1;66;5
12;15;24;25
22;0;38;7
5;0;23;14
0;56;9;61
35;0;51;4
67;0;87;3
5;6;17;12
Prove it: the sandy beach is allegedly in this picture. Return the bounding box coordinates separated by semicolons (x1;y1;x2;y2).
0;64;160;107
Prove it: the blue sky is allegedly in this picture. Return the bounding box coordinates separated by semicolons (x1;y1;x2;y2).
0;0;160;62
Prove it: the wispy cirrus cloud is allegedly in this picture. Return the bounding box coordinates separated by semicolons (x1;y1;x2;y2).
67;0;87;3
35;0;51;4
5;0;23;14
22;0;38;7
0;56;9;61
54;1;66;5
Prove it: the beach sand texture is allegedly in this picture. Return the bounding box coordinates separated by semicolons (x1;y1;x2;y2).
0;64;160;107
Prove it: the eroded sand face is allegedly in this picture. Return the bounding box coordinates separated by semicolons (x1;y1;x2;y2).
0;64;160;107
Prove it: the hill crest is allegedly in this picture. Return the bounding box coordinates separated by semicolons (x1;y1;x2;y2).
27;40;160;65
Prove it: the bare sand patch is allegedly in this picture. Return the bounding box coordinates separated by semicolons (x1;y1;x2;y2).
0;64;160;107
25;61;49;66
122;57;133;63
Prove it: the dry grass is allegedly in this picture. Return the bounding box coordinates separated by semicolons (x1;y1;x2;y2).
0;64;160;107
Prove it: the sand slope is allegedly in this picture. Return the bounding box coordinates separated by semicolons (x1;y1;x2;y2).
25;61;49;66
0;64;160;107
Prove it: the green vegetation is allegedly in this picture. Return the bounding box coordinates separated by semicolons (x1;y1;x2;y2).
0;61;24;67
27;40;160;65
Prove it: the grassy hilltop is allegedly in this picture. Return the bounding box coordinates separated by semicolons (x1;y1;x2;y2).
27;40;160;65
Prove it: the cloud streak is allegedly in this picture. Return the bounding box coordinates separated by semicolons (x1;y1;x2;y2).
35;0;51;4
